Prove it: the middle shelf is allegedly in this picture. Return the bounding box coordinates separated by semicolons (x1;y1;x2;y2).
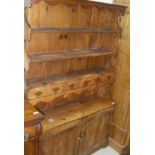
28;48;116;63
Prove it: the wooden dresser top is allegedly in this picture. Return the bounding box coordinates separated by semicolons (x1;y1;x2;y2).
41;97;114;133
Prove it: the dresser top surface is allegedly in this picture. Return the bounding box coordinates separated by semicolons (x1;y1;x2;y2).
41;97;114;133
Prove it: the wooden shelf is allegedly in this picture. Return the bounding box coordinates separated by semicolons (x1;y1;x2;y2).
27;68;112;88
31;27;121;33
41;97;114;133
29;48;116;63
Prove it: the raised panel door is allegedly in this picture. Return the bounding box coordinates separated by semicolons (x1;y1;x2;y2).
39;121;81;155
78;111;111;155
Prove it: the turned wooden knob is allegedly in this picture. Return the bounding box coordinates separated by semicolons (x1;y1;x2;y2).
69;83;75;89
64;34;68;39
35;91;42;96
53;87;59;93
84;80;89;86
107;75;111;80
97;77;100;83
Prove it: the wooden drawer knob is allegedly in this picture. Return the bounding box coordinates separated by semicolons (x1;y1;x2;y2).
53;87;59;93
35;91;42;96
69;83;75;89
108;75;112;80
64;34;68;39
84;80;89;86
97;78;100;82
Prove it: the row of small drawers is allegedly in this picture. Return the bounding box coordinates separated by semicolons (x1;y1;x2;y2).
27;72;114;100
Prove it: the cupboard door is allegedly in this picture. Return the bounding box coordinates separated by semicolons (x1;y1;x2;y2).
78;111;111;155
39;121;81;155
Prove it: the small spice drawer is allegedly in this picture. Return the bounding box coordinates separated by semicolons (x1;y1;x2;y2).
80;77;97;88
84;85;97;97
51;83;64;95
65;80;80;91
98;72;114;83
28;86;49;100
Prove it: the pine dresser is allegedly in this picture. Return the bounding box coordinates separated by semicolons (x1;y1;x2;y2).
24;0;126;155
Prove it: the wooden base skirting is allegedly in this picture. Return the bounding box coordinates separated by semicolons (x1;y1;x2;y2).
109;123;130;154
109;137;129;154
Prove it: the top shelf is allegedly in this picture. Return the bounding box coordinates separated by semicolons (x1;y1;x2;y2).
29;48;116;63
31;27;121;33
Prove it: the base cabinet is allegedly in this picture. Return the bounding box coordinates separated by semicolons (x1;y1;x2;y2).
39;110;112;155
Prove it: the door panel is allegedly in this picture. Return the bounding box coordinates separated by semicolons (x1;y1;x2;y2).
78;111;111;155
39;122;81;155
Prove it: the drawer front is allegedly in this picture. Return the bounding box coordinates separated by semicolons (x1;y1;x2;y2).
98;72;114;83
65;80;79;91
84;85;97;97
24;125;38;140
64;89;81;103
80;77;97;88
28;86;48;100
51;83;64;95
